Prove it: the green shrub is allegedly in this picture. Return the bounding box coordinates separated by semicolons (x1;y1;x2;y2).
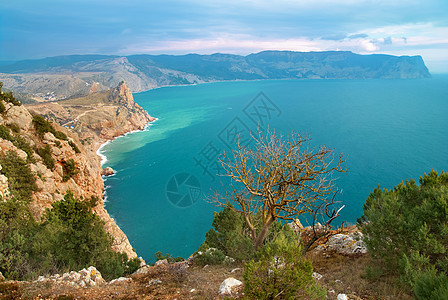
0;150;37;202
7;124;20;133
202;205;255;262
154;251;184;263
0;83;21;106
54;131;68;141
33;192;137;280
414;270;448;300
194;244;226;266
12;134;35;163
36;145;55;170
0;101;5;113
358;170;448;288
243;230;326;299
62;159;78;182
32;115;55;138
0;125;12;140
68;140;80;153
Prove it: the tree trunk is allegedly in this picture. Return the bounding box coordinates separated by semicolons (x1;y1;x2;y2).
254;216;275;250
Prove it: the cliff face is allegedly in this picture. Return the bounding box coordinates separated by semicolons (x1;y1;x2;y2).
0;82;154;260
0;51;431;98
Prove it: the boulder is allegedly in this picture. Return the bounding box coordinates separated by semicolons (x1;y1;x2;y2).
316;233;367;255
337;294;348;300
219;277;243;295
101;167;115;176
109;277;132;285
5;104;33;130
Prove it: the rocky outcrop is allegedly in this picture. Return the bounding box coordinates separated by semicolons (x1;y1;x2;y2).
101;167;115;176
315;232;367;255
0;81;155;260
35;266;106;288
219;277;243;295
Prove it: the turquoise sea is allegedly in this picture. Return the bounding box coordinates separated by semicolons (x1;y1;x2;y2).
100;76;448;262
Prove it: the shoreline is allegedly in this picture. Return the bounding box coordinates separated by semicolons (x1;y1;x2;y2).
96;118;158;167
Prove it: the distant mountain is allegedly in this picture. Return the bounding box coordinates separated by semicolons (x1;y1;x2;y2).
0;51;431;97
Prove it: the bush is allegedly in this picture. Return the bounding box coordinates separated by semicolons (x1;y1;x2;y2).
203;205;255;262
358;170;448;288
33;192;138;280
0;150;37;202
243;230;326;299
414;270;448;300
0;125;35;162
36;145;55;170
68;140;81;153
62;159;78;182
0;83;21;106
0;125;12;140
32;115;55;138
54;131;68;141
194;245;226;266
154;251;184;264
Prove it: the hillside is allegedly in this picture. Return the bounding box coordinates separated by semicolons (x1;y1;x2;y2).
0;81;154;261
0;51;431;99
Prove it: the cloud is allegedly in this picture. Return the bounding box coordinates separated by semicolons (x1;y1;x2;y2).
348;33;368;39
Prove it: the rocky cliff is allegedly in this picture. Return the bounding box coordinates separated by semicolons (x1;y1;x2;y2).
0;51;431;98
0;81;155;259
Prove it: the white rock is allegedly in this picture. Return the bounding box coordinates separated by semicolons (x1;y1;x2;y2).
155;259;168;266
0;271;4;281
231;268;242;273
109;277;132;285
312;272;323;280
133;265;151;275
147;279;162;286
337;294;348;300
219;277;243;295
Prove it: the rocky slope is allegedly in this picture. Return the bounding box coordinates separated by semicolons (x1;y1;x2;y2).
0;51;431;98
0;81;155;259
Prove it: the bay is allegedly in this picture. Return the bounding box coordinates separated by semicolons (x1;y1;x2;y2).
100;76;448;262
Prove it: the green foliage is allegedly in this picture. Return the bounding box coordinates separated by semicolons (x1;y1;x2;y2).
32;115;55;138
32;114;68;141
194;244;226;266
12;134;35;163
36;145;55;170
33;192;136;280
0;101;4;113
243;230;326;299
68;140;81;153
0;82;21;106
54;131;68;141
203;205;255;262
0;151;37;202
358;170;448;289
0;125;34;162
414;270;448;300
154;251;184;263
62;159;78;182
7;124;20;133
0;124;12;140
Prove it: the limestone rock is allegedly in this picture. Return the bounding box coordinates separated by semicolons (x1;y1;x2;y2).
337;294;348;300
315;232;367;255
219;277;243;295
101;167;115;176
109;277;132;285
33;266;105;288
154;259;168;267
4;103;33;130
0;271;4;281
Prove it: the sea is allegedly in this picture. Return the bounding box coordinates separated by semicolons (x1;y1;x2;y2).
99;76;448;262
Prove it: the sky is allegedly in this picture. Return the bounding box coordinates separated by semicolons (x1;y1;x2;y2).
0;0;447;72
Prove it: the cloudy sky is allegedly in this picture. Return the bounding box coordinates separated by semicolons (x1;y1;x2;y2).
1;0;447;72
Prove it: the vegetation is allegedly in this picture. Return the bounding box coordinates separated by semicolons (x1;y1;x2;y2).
0;82;22;106
358;170;448;295
68;140;81;154
0;189;140;280
215;130;346;250
0;125;35;163
154;251;184;264
36;145;55;170
32;114;67;141
0;151;37;202
62;159;78;182
243;229;326;299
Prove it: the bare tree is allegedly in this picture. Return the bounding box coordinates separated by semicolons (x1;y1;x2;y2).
215;130;347;250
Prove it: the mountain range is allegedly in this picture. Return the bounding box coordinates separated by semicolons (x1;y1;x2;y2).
0;51;431;100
